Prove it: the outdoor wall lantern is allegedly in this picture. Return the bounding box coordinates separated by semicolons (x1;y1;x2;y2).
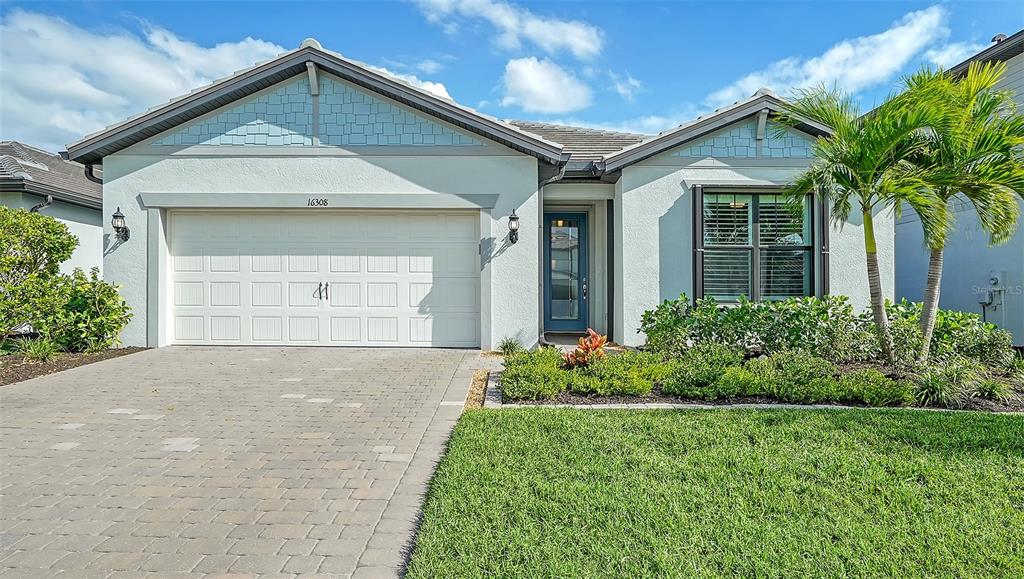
508;209;520;244
112;207;130;242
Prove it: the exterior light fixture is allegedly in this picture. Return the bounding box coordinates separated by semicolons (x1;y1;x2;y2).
508;209;520;244
112;207;130;241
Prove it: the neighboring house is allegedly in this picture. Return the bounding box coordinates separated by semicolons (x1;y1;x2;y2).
1;141;103;274
65;39;891;349
896;30;1024;346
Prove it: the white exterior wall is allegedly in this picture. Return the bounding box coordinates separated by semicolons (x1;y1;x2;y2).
896;51;1024;344
617;155;893;347
1;192;103;275
102;150;540;349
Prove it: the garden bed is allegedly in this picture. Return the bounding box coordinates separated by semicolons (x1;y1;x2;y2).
506;383;1024;412
0;347;146;386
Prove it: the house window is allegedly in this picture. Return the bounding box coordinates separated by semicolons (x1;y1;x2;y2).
698;192;813;301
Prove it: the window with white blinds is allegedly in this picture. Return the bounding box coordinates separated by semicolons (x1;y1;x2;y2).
699;192;812;302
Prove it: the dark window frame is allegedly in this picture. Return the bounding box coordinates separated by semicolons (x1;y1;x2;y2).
693;185;825;303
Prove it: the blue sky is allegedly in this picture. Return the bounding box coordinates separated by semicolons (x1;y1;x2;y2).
2;0;1022;150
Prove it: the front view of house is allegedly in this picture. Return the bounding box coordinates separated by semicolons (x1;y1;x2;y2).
66;39;893;350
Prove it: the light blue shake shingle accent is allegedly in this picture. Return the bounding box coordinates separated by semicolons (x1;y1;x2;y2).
154;77;313;146
318;77;482;146
672;119;816;158
672;120;758;158
764;121;815;158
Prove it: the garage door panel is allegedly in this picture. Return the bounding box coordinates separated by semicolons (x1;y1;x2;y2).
210;282;240;307
170;211;480;347
330;317;361;342
288;282;321;307
251;282;283;307
288;317;319;341
251;317;283;341
174;282;204;307
367;317;399;343
329;283;360;308
210;316;241;341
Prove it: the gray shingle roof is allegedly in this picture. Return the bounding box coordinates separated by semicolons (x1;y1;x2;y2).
507;121;648;162
0;141;101;208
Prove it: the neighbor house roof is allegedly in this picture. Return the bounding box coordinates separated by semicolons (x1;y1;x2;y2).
602;88;832;172
0;141;101;209
507;121;648;162
948;29;1024;77
66;39;568;166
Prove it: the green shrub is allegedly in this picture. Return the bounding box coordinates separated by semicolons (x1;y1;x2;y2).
837;369;915;407
912;360;977;408
566;351;668;397
747;350;840;404
497;336;526;357
714;366;757;398
500;347;566;400
16;337;58;362
662;343;744;398
33;268;132;352
639;294;876;362
973;377;1014;402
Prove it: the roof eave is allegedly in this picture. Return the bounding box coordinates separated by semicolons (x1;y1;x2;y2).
0;179;102;210
948;29;1024;77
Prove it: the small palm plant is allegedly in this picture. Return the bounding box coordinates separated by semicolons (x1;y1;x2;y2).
778;87;947;366
901;62;1024;362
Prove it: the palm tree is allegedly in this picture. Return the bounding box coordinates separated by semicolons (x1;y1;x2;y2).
902;62;1024;362
777;88;947;366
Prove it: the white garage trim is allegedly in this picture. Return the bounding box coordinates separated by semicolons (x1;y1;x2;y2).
165;209;481;347
140;191;499;209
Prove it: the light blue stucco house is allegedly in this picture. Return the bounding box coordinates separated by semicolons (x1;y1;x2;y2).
1;141;103;274
896;30;1024;346
64;39;890;350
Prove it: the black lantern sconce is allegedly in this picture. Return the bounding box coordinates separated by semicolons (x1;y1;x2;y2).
508;209;520;244
112;207;130;242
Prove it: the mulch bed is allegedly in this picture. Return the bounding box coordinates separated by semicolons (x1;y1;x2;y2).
508;384;1024;413
464;369;489;409
0;347;147;386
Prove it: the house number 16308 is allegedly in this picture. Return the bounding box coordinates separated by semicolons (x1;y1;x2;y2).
307;198;329;207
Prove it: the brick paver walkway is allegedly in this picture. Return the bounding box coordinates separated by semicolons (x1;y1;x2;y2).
1;347;479;578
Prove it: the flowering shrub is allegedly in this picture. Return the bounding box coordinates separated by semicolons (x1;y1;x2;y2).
562;328;607;368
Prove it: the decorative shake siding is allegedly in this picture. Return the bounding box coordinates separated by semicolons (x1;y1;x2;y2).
673;120;814;158
155;78;314;146
151;75;483;148
318;77;482;146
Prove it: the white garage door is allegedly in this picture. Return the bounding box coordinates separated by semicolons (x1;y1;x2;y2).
169;211;480;347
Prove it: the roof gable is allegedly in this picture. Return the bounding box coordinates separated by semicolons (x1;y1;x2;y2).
603;90;830;171
665;118;815;160
67;40;564;164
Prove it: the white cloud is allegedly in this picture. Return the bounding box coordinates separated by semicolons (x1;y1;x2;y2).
0;10;285;151
365;64;452;100
925;41;988;68
704;5;949;108
500;57;592;114
0;10;454;151
609;72;642;102
414;0;603;59
417;59;444;74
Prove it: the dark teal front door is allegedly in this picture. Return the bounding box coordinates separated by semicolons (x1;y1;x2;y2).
544;212;588;332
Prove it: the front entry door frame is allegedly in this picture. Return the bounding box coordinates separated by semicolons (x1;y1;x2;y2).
544;211;589;332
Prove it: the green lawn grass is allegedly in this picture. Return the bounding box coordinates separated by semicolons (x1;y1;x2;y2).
406;409;1024;578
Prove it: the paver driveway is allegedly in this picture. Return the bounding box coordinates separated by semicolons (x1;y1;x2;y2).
1;346;483;578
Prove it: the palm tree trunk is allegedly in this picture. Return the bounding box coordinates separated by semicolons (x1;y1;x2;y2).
918;248;944;363
863;210;895;366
